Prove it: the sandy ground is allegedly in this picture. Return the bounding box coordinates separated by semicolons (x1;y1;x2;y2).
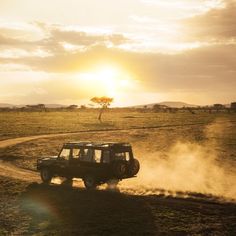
0;124;199;180
0;125;236;235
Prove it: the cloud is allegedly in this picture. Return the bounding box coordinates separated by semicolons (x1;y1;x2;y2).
1;18;235;98
0;33;27;46
49;28;129;46
0;23;130;59
1;10;236;105
184;0;236;42
2;43;235;96
0;74;96;104
140;0;224;19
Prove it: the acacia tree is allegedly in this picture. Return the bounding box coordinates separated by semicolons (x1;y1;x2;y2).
90;96;113;122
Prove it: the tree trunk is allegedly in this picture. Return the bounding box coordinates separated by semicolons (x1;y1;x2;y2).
98;108;104;122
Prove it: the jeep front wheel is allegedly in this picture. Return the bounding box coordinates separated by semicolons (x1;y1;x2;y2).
83;176;97;190
40;168;52;184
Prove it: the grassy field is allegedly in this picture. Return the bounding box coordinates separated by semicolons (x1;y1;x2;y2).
0;110;234;140
1;122;235;171
0;110;236;235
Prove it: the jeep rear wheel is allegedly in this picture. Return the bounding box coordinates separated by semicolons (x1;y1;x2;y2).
83;176;97;190
112;161;127;178
40;168;52;184
128;158;140;176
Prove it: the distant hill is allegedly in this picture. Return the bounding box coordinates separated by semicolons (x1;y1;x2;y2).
158;101;198;108
132;101;199;108
0;103;15;108
44;104;67;108
2;101;232;109
0;103;67;108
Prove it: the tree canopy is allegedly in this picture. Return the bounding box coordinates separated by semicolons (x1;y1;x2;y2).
90;96;113;122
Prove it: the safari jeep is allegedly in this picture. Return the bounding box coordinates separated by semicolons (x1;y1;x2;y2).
37;141;140;189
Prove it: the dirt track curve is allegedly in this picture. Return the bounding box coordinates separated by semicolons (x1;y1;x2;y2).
1;123;236;235
0;121;208;149
0;123;208;182
0;121;226;184
0;133;77;182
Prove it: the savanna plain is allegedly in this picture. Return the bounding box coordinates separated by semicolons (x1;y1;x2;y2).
0;110;236;235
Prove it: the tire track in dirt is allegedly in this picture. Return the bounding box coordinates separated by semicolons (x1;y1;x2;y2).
1;121;235;236
0;121;212;183
0;160;39;182
1;122;207;149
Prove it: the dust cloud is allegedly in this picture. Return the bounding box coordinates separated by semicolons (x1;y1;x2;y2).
124;120;236;201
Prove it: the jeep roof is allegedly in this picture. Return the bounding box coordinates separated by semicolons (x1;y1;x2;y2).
63;141;132;149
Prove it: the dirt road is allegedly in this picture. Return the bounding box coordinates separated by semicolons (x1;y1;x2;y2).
0;122;234;199
0;135;47;181
0;124;206;181
0;133;73;182
0;127;236;235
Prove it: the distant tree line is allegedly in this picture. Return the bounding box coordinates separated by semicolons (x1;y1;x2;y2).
1;102;236;114
0;104;87;112
150;102;236;114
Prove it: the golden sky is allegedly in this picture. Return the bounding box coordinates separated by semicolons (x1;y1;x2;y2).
0;0;235;106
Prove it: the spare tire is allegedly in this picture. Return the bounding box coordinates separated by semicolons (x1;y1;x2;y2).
128;158;140;176
112;161;127;178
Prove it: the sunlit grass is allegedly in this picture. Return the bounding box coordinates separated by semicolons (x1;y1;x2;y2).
0;111;235;140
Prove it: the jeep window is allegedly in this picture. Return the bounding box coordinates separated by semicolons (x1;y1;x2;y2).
113;152;130;161
79;148;90;162
72;148;80;159
59;148;70;160
94;149;102;163
103;150;110;163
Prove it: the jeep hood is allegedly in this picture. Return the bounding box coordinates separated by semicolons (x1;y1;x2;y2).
38;156;58;162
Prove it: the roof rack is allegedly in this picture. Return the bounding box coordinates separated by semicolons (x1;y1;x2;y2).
64;141;131;148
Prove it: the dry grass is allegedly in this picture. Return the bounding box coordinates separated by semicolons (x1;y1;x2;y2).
0;111;236;235
1;120;235;171
0;110;233;140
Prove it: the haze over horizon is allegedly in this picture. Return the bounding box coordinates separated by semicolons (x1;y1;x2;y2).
0;0;236;106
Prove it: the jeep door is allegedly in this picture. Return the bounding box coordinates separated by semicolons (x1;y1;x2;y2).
100;150;112;178
78;148;98;175
85;149;111;179
69;147;84;177
54;147;71;176
77;148;105;179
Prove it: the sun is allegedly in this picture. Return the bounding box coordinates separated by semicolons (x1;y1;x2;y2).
79;65;132;97
96;67;118;91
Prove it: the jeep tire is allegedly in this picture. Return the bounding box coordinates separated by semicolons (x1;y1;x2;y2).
128;158;140;176
83;176;97;190
40;168;52;184
112;161;127;178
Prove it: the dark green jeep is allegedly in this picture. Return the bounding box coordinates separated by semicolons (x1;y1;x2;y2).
37;141;140;189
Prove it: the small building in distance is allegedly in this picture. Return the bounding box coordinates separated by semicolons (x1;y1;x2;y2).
67;105;78;110
26;104;46;111
231;102;236;110
153;104;169;112
213;104;225;109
